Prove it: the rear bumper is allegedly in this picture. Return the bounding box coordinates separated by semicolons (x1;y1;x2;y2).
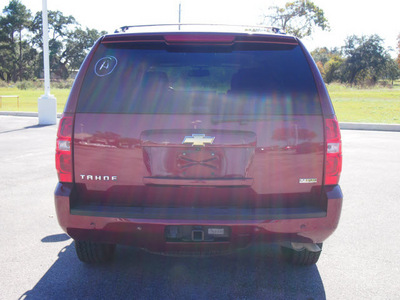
55;183;342;253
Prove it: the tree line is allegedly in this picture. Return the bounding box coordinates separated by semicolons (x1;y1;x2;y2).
0;0;105;82
1;0;400;86
264;0;400;86
312;35;400;86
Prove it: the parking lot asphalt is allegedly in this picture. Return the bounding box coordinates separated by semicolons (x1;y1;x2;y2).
1;115;400;299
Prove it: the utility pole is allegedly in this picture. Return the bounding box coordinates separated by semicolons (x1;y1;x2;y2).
38;0;57;125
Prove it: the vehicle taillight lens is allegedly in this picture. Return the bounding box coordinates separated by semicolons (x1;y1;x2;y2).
325;117;342;185
56;115;73;182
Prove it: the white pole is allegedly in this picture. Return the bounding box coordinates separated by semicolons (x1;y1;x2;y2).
42;0;50;97
38;0;57;125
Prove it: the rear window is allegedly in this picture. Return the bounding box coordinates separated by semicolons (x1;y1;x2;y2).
77;41;321;115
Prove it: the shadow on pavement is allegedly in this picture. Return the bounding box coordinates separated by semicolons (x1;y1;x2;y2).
20;242;326;299
41;234;71;243
0;123;55;134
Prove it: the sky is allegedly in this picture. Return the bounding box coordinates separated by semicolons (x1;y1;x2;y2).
1;0;399;55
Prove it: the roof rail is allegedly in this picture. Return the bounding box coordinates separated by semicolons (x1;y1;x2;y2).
114;24;285;34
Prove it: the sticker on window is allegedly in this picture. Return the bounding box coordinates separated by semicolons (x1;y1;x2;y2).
94;56;117;77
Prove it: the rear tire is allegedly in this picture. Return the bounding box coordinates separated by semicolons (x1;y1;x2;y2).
75;240;116;263
281;243;323;266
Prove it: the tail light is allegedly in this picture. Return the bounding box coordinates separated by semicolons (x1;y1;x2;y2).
56;114;74;182
325;117;342;185
164;34;235;44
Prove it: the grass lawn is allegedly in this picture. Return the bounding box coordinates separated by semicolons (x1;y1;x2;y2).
0;88;69;113
1;82;400;124
327;82;400;124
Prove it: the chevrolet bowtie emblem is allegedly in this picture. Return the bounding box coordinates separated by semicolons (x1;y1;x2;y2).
182;134;215;146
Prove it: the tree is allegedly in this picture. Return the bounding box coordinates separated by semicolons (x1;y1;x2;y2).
397;34;400;68
324;55;344;84
63;27;106;72
0;23;16;81
0;0;33;81
311;47;343;83
311;47;331;65
315;61;325;78
30;11;105;79
31;10;77;79
341;35;389;86
385;57;400;85
0;0;105;82
264;0;329;38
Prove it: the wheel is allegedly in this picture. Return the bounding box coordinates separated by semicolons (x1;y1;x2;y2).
74;240;116;263
281;243;323;266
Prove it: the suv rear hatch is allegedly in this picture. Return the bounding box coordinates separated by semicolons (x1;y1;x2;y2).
70;33;326;212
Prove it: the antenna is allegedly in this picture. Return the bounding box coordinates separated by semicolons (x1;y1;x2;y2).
178;2;182;30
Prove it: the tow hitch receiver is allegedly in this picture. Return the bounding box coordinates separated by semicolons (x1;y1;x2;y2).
165;225;230;242
192;230;205;241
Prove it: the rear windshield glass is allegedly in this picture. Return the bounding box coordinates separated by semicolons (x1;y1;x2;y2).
77;42;321;115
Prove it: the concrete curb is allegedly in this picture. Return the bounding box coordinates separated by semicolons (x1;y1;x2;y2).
339;123;400;131
339;122;400;132
0;111;62;118
1;112;400;132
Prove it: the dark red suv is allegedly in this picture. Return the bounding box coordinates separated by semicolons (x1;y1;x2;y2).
55;25;342;265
